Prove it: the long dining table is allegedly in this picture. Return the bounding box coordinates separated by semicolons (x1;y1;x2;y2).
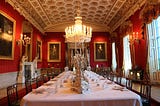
20;70;142;106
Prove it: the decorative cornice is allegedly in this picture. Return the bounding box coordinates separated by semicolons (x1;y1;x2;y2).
5;0;45;34
111;0;146;32
5;0;146;33
104;0;126;25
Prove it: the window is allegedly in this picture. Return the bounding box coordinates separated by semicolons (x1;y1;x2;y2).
111;42;117;71
147;16;160;74
123;35;132;77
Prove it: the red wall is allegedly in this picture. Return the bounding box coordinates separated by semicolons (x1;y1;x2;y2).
0;0;44;73
0;0;111;73
32;27;44;68
42;32;66;68
0;0;24;73
2;0;144;73
130;10;147;70
90;32;111;68
117;9;147;71
42;32;111;69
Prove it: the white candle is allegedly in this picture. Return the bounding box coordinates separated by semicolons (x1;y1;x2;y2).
20;34;23;40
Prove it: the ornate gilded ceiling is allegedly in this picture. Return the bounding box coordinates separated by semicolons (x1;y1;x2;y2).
6;0;146;33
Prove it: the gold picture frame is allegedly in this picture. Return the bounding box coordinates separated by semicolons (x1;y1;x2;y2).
94;42;107;61
48;42;61;62
0;11;15;60
36;40;42;62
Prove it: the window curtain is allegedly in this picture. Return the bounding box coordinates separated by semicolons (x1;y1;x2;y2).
140;1;160;80
140;1;160;24
111;42;117;72
129;40;135;69
147;17;160;80
115;42;120;70
123;35;132;77
147;23;157;74
119;20;133;74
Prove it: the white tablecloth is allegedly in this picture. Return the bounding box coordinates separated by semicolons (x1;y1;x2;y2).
21;71;142;106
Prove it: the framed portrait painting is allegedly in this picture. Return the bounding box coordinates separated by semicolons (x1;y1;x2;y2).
48;42;61;62
0;11;15;60
94;42;107;61
36;40;42;61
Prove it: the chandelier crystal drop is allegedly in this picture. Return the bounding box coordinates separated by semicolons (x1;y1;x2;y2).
64;9;92;43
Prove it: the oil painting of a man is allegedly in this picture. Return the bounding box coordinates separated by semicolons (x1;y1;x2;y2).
94;42;107;61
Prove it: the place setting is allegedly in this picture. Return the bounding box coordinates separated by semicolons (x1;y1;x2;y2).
112;85;128;91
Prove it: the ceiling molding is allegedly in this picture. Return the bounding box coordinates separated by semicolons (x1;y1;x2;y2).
5;0;146;34
104;0;126;25
111;0;146;32
45;21;109;32
6;0;45;34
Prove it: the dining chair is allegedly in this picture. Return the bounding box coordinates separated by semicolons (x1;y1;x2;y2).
25;80;32;94
7;83;20;106
108;72;115;81
125;77;133;90
115;75;122;85
47;68;54;80
140;81;152;106
42;74;49;83
36;76;44;88
54;68;61;76
41;68;48;76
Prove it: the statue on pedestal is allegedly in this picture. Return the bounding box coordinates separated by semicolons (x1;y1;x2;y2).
33;56;38;78
17;56;28;83
33;56;38;70
20;56;28;72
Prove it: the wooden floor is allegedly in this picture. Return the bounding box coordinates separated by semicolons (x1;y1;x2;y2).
0;78;160;106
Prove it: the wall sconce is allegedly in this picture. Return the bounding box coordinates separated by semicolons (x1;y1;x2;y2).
16;34;31;46
129;32;140;44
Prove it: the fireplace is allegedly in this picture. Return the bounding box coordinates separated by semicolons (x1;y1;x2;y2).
24;65;31;81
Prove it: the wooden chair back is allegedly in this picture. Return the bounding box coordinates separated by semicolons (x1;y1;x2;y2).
42;75;49;83
36;76;44;88
47;68;54;79
115;75;122;85
25;80;32;94
125;77;133;90
140;81;151;106
7;84;19;106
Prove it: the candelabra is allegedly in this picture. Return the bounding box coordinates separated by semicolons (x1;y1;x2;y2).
17;34;31;46
129;32;141;69
71;50;89;94
129;32;139;44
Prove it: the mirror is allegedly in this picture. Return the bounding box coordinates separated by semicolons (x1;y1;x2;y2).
21;20;32;62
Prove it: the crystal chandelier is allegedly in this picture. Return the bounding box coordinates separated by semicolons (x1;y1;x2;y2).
64;8;92;43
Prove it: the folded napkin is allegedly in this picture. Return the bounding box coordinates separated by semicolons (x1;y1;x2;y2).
112;85;124;90
32;88;45;94
99;76;105;80
106;81;113;84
